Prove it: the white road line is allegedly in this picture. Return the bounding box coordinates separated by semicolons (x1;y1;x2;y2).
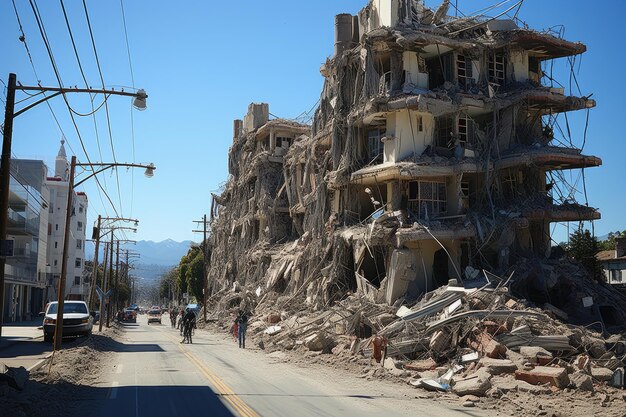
116;364;124;374
110;381;119;399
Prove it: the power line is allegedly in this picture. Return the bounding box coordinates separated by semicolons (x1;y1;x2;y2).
28;0;119;218
59;0;106;164
81;0;124;214
120;0;136;217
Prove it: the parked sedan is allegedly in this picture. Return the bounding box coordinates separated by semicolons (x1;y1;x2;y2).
42;301;93;342
147;309;162;324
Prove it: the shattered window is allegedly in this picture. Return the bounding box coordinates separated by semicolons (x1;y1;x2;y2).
276;136;291;149
407;181;447;219
74;276;80;286
457;54;473;90
367;129;385;159
488;53;506;86
434;116;455;148
458;115;475;146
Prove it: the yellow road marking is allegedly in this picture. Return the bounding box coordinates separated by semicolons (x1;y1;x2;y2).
157;327;260;417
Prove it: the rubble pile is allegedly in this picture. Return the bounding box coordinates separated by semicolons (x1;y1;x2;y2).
203;0;626;411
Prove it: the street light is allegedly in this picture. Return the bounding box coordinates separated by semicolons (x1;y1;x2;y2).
0;73;148;341
144;163;155;178
52;157;155;349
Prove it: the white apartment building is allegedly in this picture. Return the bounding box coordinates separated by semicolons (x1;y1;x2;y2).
45;140;89;300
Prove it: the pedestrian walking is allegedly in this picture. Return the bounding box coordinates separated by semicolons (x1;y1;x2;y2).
234;309;250;349
170;308;177;328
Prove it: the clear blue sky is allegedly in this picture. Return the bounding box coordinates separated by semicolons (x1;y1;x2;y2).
1;0;624;244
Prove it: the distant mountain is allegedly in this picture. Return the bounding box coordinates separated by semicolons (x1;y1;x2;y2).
86;239;194;266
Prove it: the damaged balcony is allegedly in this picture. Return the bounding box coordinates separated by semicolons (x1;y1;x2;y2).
495;146;602;171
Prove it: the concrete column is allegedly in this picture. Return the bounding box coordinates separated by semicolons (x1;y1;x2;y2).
270;128;276;154
388;181;402;211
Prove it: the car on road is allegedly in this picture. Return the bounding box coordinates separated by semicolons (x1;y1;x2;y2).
42;301;93;342
121;308;137;323
147;309;162;324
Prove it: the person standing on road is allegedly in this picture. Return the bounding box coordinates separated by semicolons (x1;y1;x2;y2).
235;309;250;349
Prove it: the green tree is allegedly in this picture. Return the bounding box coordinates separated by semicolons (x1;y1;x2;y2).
568;227;603;280
598;230;626;251
186;250;205;303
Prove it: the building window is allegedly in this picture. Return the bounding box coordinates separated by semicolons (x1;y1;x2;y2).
407;181;447;219
461;181;470;210
79;205;84;214
457;115;475;147
74;276;81;286
76;239;82;249
75;258;82;268
456;54;473;90
488;53;506;86
434;116;455;148
55;224;59;231
276;136;291;149
77;221;83;231
54;259;58;266
54;241;58;249
612;269;622;283
48;223;52;235
414;115;423;132
367;128;385;160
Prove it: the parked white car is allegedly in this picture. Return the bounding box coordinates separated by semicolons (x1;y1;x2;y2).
42;301;93;342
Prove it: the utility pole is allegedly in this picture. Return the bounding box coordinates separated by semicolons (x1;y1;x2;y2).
115;241;120;312
0;73;16;340
88;215;102;310
52;156;76;349
107;231;114;328
98;242;109;332
192;215;209;322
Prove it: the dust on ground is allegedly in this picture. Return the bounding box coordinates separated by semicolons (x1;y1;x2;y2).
0;326;123;417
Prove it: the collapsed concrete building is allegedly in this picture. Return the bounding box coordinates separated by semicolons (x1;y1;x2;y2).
208;0;625;329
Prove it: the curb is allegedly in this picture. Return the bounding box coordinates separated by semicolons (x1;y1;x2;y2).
27;352;53;373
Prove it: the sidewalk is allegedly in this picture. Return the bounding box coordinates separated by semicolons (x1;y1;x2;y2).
0;319;51;371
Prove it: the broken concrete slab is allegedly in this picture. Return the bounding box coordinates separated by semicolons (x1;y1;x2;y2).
590;367;614;382
452;371;492;397
479;358;518;375
514;366;570;388
303;332;327;351
569;371;594;392
519;346;553;364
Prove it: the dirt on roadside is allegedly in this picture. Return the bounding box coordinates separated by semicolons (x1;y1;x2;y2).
0;326;122;417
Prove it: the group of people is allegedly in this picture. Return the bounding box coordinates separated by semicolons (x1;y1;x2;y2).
167;305;251;348
170;307;196;343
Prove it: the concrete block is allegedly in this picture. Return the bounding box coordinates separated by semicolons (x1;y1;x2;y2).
519;346;553;364
304;332;327;351
590;367;614;382
452;370;492;397
514;366;570;388
479;358;518;375
469;332;507;359
570;371;594;392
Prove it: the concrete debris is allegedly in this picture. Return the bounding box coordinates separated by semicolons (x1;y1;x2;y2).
569;371;594;392
590;367;614;382
452;369;492;397
514;366;570;388
478;358;518;375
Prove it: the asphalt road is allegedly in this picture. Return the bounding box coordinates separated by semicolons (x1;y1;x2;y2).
77;314;490;417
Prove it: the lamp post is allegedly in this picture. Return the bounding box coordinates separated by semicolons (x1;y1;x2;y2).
53;158;154;349
0;72;147;340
